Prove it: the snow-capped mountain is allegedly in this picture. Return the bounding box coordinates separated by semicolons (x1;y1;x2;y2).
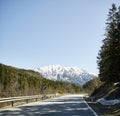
34;65;96;86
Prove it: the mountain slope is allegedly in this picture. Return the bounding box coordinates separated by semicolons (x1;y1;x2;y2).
34;65;96;86
0;63;83;97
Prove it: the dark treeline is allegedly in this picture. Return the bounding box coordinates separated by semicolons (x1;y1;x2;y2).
0;63;83;98
83;4;120;98
97;4;120;84
87;4;120;101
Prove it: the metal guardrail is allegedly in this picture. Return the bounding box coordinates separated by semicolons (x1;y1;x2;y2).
0;94;57;108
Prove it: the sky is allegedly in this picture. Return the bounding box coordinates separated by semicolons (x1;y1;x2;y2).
0;0;120;74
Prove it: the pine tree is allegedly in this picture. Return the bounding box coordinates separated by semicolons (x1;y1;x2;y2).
97;4;120;83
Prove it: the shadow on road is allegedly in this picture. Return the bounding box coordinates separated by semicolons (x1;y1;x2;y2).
0;96;95;116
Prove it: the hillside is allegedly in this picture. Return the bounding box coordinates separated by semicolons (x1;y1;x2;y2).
0;63;83;98
84;78;120;116
34;65;96;86
83;77;103;95
84;77;120;100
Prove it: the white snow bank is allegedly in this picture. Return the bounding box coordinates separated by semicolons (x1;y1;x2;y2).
97;98;120;105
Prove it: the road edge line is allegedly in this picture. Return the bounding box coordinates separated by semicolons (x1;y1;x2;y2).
83;98;98;116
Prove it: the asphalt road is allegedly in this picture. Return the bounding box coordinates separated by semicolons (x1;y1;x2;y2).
0;94;97;116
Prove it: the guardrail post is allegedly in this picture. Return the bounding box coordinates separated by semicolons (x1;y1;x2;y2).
36;98;37;101
26;99;28;103
11;101;14;107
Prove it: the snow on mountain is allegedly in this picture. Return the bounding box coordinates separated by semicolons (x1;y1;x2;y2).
34;65;96;86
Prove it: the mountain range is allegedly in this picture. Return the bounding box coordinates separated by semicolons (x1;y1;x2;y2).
34;65;96;86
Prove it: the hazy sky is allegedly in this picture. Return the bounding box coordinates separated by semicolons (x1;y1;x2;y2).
0;0;120;74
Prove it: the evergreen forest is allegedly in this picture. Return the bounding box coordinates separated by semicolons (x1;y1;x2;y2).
97;4;120;84
0;63;83;98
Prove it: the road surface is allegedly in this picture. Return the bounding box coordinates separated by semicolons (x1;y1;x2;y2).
0;94;97;116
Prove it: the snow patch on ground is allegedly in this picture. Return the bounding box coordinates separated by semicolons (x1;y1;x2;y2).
97;98;120;105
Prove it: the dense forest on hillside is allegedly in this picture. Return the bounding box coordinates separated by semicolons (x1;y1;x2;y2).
83;77;103;95
0;63;83;98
